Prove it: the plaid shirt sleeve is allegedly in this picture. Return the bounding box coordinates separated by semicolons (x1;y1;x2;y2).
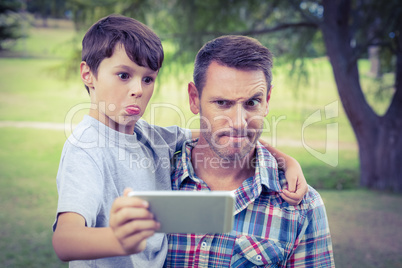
287;187;335;267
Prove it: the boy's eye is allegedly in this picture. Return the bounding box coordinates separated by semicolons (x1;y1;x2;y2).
118;73;130;80
143;77;154;84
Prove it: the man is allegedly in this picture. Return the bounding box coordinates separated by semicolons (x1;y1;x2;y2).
165;35;335;267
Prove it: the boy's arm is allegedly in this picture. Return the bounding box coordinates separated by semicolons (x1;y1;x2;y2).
52;189;159;261
259;138;308;205
190;129;200;139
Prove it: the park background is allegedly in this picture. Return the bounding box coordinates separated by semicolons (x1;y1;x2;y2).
0;1;402;267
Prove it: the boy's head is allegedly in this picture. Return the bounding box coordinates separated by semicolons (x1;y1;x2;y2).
82;14;164;94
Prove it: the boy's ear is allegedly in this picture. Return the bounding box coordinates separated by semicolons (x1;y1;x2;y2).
80;61;94;89
188;82;200;114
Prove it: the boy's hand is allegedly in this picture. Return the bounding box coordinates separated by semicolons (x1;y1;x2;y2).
109;188;160;255
279;159;308;205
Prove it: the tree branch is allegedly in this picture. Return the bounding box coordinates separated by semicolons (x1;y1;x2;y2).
160;21;319;40
233;22;319;36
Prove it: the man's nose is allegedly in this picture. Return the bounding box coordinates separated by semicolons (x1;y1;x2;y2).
230;104;247;130
129;79;143;97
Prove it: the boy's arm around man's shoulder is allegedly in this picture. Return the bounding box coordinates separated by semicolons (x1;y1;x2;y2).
52;189;160;262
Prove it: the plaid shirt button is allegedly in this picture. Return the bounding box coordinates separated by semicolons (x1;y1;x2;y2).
201;242;207;248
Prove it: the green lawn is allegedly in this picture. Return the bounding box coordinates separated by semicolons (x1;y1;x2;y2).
0;18;401;268
0;128;67;268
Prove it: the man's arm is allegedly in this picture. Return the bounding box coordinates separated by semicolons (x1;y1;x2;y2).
52;190;159;261
259;138;308;205
288;193;335;267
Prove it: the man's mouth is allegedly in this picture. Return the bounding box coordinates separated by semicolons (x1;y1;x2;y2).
218;130;252;139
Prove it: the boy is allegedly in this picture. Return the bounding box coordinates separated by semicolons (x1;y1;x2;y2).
52;14;307;267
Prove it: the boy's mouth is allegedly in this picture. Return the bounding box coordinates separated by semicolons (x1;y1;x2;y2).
125;105;141;115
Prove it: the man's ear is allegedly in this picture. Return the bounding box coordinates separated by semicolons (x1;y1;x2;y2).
188;82;200;114
264;85;273;116
80;61;94;89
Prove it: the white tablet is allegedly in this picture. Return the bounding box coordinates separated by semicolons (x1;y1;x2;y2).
128;191;235;234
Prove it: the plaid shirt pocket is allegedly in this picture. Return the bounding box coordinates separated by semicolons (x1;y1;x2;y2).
230;235;285;267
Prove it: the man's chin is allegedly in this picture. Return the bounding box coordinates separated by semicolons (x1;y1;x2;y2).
215;146;254;161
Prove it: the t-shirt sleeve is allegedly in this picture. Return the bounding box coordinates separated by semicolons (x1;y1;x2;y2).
162;126;192;151
53;142;104;231
139;121;192;153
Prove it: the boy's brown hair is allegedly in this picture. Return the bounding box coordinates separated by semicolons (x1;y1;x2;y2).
82;14;164;94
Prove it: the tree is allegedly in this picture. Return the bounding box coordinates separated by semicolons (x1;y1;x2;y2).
158;0;402;191
321;0;402;192
26;0;69;27
0;0;24;50
68;0;402;191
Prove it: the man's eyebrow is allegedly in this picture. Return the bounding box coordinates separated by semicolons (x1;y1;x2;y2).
248;92;265;99
209;97;235;104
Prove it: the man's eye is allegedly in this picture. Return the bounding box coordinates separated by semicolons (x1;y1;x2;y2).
143;77;154;84
216;100;229;106
118;73;130;80
246;99;260;107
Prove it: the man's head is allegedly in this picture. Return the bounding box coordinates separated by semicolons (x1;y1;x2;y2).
81;14;164;94
189;35;274;161
193;35;273;96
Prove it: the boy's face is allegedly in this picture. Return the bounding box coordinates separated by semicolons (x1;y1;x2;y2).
82;44;157;134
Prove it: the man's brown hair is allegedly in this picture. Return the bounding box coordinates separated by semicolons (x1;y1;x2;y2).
193;35;273;96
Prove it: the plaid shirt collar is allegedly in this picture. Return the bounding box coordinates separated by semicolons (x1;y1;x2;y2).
174;139;283;214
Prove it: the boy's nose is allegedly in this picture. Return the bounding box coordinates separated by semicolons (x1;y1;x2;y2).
129;80;143;97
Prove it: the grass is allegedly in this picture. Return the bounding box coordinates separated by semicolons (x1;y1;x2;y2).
0;128;67;268
323;190;402;267
0;18;401;267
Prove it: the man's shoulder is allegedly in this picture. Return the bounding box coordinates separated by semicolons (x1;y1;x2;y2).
170;142;188;173
298;185;326;211
255;143;284;192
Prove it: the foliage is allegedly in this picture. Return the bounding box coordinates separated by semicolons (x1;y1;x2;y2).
26;0;68;19
0;0;26;50
9;1;400;190
1;16;402;267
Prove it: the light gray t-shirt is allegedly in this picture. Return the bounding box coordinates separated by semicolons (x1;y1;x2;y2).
53;115;191;267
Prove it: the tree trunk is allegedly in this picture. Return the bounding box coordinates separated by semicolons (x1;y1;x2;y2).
321;0;402;192
368;46;381;78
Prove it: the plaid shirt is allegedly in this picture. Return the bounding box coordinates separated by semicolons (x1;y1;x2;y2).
165;139;335;267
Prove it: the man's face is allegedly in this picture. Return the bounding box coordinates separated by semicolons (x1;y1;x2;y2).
82;44;157;134
190;61;271;161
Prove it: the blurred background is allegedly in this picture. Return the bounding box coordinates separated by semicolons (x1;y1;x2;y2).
0;0;401;267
